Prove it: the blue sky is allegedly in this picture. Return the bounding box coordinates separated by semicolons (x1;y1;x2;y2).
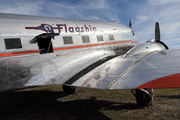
0;0;180;48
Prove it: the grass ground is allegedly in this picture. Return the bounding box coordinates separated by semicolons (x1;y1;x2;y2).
0;85;180;120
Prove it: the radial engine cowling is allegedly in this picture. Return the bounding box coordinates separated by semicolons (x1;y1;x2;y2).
123;39;168;58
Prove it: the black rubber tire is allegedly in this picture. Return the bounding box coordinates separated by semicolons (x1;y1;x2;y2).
135;89;151;107
62;85;76;93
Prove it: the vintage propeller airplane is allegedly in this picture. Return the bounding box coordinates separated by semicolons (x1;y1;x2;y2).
0;13;179;107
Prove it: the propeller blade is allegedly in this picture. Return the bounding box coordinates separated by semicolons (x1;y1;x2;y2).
155;22;160;41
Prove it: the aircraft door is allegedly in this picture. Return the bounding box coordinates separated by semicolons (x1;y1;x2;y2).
37;36;53;54
31;33;59;54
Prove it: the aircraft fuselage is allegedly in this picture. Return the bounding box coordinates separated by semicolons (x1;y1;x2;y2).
0;13;138;91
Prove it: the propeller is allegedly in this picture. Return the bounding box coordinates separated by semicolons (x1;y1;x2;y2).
155;22;160;42
154;22;169;49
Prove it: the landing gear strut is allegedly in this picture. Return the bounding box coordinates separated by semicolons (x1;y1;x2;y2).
62;85;76;93
131;89;154;107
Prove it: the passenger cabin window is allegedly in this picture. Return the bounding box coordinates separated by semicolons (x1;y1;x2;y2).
4;38;22;49
109;35;114;40
82;36;90;43
63;36;73;44
97;35;103;42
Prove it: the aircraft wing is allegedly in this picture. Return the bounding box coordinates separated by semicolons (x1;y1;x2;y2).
23;41;180;90
70;46;180;89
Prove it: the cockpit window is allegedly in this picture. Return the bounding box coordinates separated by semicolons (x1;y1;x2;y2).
4;38;22;49
131;30;135;36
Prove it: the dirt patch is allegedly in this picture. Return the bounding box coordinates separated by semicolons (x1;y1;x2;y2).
0;86;180;120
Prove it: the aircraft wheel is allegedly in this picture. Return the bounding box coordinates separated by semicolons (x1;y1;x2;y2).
132;89;154;107
62;85;76;93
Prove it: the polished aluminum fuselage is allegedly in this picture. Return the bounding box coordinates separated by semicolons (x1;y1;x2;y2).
0;13;137;91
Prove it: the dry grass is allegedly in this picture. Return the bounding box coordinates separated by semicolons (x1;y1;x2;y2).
0;86;180;120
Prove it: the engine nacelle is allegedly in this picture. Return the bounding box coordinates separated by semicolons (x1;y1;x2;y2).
123;39;168;58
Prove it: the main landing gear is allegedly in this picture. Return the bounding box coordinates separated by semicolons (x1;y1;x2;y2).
131;89;154;108
62;85;76;93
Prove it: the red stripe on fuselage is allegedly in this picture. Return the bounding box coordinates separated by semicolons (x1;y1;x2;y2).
0;40;137;57
136;73;180;88
0;50;40;57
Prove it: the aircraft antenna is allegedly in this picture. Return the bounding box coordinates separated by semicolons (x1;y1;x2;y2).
93;17;99;21
115;19;117;23
75;14;78;19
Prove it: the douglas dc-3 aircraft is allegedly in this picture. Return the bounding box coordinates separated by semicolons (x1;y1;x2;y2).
0;13;179;107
